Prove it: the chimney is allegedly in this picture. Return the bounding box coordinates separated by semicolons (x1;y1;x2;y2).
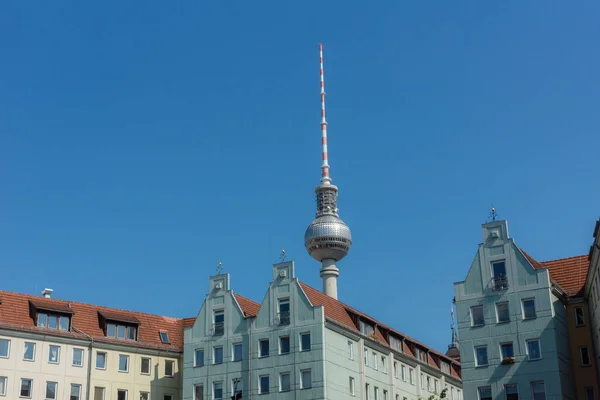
41;288;53;298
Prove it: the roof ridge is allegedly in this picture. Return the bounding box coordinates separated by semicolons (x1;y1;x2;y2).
232;292;261;307
539;254;588;264
0;290;183;321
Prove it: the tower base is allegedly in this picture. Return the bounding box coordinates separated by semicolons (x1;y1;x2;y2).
320;259;340;300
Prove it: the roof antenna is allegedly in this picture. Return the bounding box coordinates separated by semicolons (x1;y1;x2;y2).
319;43;331;184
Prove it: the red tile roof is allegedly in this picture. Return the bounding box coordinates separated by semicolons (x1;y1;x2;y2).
520;249;590;297
233;293;261;317
0;290;183;352
298;282;461;378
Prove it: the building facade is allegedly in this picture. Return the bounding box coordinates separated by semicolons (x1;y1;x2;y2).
454;218;599;400
0;289;183;400
585;218;600;385
183;261;462;400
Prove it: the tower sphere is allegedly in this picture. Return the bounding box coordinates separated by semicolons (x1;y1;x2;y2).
304;214;352;262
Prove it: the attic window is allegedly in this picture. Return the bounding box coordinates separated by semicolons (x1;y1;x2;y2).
160;331;170;344
98;311;139;341
359;320;374;336
29;300;72;332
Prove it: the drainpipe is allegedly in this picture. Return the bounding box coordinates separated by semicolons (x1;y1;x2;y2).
73;326;94;400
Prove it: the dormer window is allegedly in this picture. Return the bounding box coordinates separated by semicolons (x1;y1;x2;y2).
359;320;374;336
29;300;72;332
98;311;139;341
160;331;170;344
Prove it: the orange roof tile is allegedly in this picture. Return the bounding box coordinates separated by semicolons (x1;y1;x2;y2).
520;249;589;297
0;290;183;352
233;293;261;317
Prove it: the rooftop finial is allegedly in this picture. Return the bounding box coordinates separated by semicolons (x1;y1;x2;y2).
319;43;331;184
280;249;286;262
216;262;223;274
488;205;499;222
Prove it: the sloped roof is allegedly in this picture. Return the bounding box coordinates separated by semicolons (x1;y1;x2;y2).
233;293;261;318
520;249;589;297
0;290;183;352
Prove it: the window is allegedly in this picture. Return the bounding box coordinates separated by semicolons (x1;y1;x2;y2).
0;376;6;396
231;379;242;399
194;349;204;367
522;299;536;319
159;331;170;344
213;382;223;400
0;339;8;358
375;386;379;400
475;345;488;366
213;346;223;364
141;357;151;374
581;347;591;366
300;332;311;351
164;395;173;400
471;305;485;326
348;341;354;359
23;342;35;361
194;384;203;400
364;348;369;366
496;302;510;323
373;352;378;369
72;348;84;367
94;388;105;400
259;375;269;394
383;390;388;400
48;345;60;364
500;342;514;359
505;384;518;400
46;381;58;399
421;373;425;390
301;369;312;389
526;339;541;360
360;320;374;335
389;335;402;352
280;372;290;392
213;310;224;335
401;364;406;381
233;343;242;361
20;378;32;398
434;380;438;393
366;384;370;400
278;298;290;325
259;339;269;357
427;376;431;392
37;313;70;331
96;352;106;369
105;322;136;340
394;361;397;377
531;381;546;400
585;387;595;400
165;360;174;376
381;356;387;372
70;384;81;400
140;393;149;400
576;307;585;326
416;348;427;362
478;386;492;400
349;377;355;395
492;261;508;290
441;361;450;374
117;390;127;400
118;354;129;372
279;336;290;354
409;368;414;385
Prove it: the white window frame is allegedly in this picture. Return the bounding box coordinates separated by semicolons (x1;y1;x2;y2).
48;345;60;364
349;376;355;396
575;307;586;326
94;387;106;400
0;376;7;396
45;381;58;400
70;383;82;400
0;339;9;358
259;375;269;394
364;348;369;366
193;384;203;400
373;351;378;370
348;341;354;360
213;346;224;364
259;339;269;358
164;359;175;377
194;348;204;367
581;346;592;366
279;372;291;392
521;298;537;320
300;332;311;351
72;348;84;367
140;357;151;375
23;342;35;361
139;392;149;400
526;339;542;361
474;345;488;367
118;354;129;372
116;389;128;400
96;351;107;370
504;384;518;399
530;381;545;399
279;336;290;355
496;301;510;323
584;387;596;400
20;378;33;399
213;381;223;400
471;305;485;326
401;364;406;381
300;369;311;389
500;342;514;359
232;342;243;362
478;386;492;400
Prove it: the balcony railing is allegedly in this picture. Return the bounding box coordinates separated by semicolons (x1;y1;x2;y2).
492;274;509;291
278;311;290;325
213;322;224;336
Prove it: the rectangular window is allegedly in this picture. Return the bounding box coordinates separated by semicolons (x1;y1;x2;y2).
394;361;398;378
434;380;438;393
576;307;586;326
522;299;536;319
140;393;149;400
96;351;106;369
475;345;488;366
471;305;485;326
441;361;450;374
585;387;595;400
381;356;386;373
259;375;269;394
301;369;312;389
259;339;269;357
401;364;406;381
279;336;290;354
0;339;8;358
194;349;204;367
141;357;151;374
500;342;514;359
213;346;223;364
280;372;290;392
278;298;290;325
38;313;48;327
581;347;591;366
164;395;173;400
349;377;355;395
49;315;58;329
94;387;105;400
492;261;508;290
20;378;33;398
213;382;223;400
70;384;81;400
158;331;169;343
231;378;242;399
531;381;546;400
165;360;174;376
373;352;378;370
478;386;492;400
409;368;414;385
505;384;518;400
348;341;354;359
0;376;6;396
118;354;129;372
375;387;379;400
383;390;388;400
194;384;203;400
233;343;242;361
23;342;35;361
117;325;125;339
496;302;510;323
117;390;127;400
526;339;542;360
48;345;60;364
46;381;58;399
300;332;311;351
213;310;224;335
366;383;370;400
364;348;369;366
427;376;431;392
72;348;84;367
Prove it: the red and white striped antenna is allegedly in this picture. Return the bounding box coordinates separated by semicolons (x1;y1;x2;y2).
319;43;331;184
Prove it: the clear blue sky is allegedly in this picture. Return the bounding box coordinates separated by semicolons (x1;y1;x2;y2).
1;1;599;353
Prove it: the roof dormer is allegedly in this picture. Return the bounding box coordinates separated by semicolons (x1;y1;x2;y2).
98;310;140;341
29;299;73;332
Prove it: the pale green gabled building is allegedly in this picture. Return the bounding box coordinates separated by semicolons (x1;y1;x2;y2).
182;261;462;400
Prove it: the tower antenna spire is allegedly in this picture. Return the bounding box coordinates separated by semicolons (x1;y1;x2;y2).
319;43;331;184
